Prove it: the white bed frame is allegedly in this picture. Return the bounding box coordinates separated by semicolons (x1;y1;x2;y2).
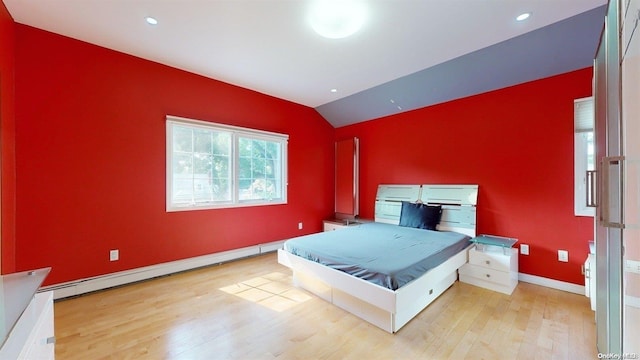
277;184;478;333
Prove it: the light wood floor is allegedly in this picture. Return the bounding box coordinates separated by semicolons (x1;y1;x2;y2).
54;253;597;359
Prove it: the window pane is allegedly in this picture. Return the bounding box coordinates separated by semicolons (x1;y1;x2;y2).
172;153;193;204
211;133;231;202
171;127;233;205
212;152;231;201
265;158;275;177
211;177;230;201
252;139;266;159
266;142;277;158
238;137;281;201
574;130;595;216
193;129;212;154
191;154;211;202
586;132;594;171
193;154;211;174
213;132;230;156
239;137;251;157
172;153;192;174
173;126;193;152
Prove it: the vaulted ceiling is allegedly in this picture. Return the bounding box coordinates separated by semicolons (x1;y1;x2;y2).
5;0;607;127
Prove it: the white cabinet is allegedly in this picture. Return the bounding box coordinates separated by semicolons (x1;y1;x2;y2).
584;254;596;311
0;291;55;360
459;245;518;295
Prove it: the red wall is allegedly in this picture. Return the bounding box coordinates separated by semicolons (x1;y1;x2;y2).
335;68;595;285
14;25;335;285
6;10;595;287
0;0;16;274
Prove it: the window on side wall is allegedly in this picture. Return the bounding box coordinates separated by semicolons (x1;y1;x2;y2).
166;116;288;212
574;97;595;217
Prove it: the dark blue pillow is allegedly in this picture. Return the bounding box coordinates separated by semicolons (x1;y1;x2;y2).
398;201;442;230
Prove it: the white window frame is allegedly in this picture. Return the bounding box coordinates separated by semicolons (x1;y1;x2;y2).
166;115;288;212
574;97;595;217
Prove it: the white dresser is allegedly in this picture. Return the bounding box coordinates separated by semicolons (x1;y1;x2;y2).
459;236;518;295
584;253;596;311
0;268;54;360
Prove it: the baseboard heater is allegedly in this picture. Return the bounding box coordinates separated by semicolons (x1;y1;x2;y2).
40;240;285;300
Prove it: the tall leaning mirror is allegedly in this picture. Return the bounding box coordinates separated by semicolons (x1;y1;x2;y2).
335;137;359;220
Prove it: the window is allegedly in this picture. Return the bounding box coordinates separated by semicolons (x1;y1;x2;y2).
574;97;595;216
166;116;288;211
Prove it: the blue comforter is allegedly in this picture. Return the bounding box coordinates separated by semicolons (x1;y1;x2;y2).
284;222;471;290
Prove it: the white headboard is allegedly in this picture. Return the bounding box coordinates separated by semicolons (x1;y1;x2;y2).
374;184;478;237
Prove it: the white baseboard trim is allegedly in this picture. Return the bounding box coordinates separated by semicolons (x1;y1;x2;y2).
43;246;596;300
518;273;585;295
41;240;285;300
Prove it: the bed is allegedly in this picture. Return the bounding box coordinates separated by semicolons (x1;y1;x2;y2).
277;184;478;333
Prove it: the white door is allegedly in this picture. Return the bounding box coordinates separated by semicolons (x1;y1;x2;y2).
621;0;640;353
595;0;623;353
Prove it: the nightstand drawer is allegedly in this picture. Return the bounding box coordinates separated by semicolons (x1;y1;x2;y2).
323;222;343;231
323;220;363;232
468;246;517;273
459;263;511;285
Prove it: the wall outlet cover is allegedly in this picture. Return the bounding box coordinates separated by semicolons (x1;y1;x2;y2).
558;250;568;262
520;244;529;255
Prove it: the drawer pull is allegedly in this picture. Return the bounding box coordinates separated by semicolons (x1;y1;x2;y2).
485;260;491;265
485;274;491;278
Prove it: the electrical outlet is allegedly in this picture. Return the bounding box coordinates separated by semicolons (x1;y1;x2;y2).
110;249;119;261
298;222;303;230
520;244;529;255
558;250;568;262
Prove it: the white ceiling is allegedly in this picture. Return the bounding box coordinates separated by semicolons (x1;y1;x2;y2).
5;0;606;123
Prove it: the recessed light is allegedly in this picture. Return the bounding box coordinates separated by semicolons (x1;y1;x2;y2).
145;16;158;25
330;88;338;93
516;13;530;21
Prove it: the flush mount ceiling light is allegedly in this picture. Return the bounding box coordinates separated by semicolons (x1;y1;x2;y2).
145;16;158;25
309;0;367;39
516;13;530;21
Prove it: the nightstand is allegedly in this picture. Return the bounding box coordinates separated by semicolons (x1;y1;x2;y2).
322;219;361;232
458;235;519;295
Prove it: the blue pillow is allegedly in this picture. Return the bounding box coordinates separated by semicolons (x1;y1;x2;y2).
398;201;442;230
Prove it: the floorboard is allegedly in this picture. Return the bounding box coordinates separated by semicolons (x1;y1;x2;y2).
53;253;597;359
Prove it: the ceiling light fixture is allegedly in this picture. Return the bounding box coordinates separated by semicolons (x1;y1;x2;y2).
309;0;367;39
330;88;338;93
145;16;158;25
516;13;530;21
